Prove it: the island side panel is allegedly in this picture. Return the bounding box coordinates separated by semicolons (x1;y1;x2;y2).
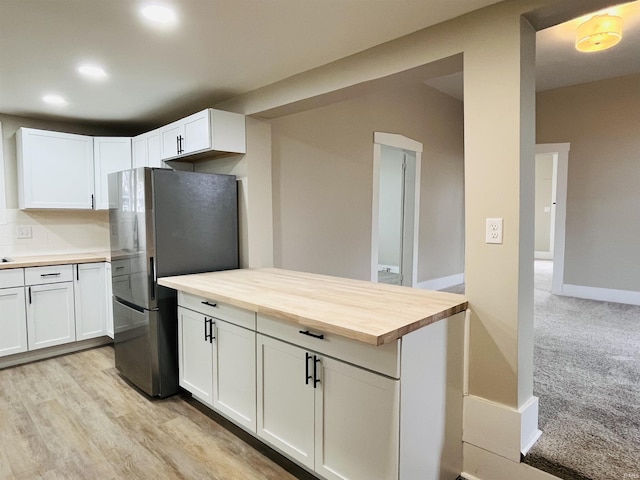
399;311;465;480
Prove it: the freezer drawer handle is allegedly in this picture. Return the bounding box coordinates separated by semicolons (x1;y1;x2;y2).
299;330;324;340
40;273;61;277
201;301;217;308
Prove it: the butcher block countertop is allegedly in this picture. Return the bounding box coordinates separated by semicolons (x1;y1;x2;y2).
0;251;110;270
159;268;468;346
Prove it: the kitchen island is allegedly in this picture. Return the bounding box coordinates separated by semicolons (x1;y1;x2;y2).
159;267;468;480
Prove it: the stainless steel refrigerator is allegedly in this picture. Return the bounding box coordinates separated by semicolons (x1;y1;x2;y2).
108;167;238;398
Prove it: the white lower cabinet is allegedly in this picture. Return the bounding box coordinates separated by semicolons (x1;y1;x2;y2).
178;299;257;432
178;306;214;405
74;262;108;340
257;334;400;479
105;263;114;339
26;281;75;351
0;269;27;358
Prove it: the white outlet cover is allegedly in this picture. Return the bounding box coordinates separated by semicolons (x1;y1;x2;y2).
485;218;503;244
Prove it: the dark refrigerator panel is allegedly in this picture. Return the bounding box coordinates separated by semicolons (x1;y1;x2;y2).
152;169;238;278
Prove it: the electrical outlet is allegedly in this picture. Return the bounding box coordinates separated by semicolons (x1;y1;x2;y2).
16;225;33;239
485;218;503;244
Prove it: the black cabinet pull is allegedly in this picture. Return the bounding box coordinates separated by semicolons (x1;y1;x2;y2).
204;317;211;342
28;287;32;305
313;355;321;388
305;352;312;385
299;330;324;340
209;319;215;343
91;194;95;209
40;273;61;277
201;301;217;308
76;265;80;281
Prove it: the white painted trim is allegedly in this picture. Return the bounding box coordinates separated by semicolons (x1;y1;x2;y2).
559;284;640;306
372;133;423;287
534;250;553;260
463;394;541;462
374;132;423;153
535;143;570;295
416;273;464;291
0;122;6;225
463;443;564;480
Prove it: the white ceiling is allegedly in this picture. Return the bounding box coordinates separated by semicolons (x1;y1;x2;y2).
1;0;639;129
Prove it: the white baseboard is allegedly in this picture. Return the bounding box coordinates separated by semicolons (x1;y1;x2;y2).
417;273;464;291
560;284;640;306
462;443;563;480
463;394;541;462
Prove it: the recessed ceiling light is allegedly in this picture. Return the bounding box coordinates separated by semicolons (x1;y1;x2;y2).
42;94;68;106
140;4;178;27
78;63;108;80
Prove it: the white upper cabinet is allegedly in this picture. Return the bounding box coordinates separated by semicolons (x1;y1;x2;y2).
160;108;246;161
17;128;95;209
132;128;164;168
94;137;132;210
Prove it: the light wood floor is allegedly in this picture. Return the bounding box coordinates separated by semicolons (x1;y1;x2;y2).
0;346;306;480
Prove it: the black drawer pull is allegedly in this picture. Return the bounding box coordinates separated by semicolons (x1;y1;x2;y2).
201;301;217;308
299;330;324;340
40;273;61;277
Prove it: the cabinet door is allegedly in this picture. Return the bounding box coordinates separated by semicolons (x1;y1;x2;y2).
17;128;94;209
257;334;315;469
94;137;132;210
182;109;211;155
160;121;182;160
213;319;256;432
315;356;400;480
0;287;28;357
74;263;107;341
26;282;75;350
133;129;163;168
178;307;213;405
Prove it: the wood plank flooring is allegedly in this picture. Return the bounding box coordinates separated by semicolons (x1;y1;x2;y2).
0;346;306;480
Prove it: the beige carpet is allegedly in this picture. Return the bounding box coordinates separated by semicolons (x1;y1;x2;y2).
524;260;640;480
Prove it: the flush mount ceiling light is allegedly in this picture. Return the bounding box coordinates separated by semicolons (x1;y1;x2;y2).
77;63;108;80
575;14;623;52
140;3;178;27
42;94;68;106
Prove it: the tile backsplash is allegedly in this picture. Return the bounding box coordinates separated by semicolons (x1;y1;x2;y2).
0;209;109;257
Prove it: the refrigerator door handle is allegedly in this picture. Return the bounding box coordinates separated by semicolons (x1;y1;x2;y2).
150;256;156;300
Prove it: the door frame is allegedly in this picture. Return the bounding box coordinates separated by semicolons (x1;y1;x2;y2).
535;143;570;294
371;132;423;286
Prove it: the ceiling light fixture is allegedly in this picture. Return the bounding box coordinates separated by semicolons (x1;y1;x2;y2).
42;94;68;106
78;63;108;80
575;14;623;52
140;4;178;27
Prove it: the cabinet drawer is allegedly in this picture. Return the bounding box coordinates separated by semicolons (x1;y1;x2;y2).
0;268;25;289
178;291;256;330
257;314;400;378
25;265;74;285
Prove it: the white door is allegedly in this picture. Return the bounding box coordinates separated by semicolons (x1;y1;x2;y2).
534;153;557;260
178;307;214;405
314;356;400;480
74;263;107;340
27;282;75;350
257;334;315;469
94;137;132;210
213;319;257;432
0;287;28;357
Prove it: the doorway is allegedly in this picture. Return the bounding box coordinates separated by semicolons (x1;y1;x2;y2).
371;132;422;287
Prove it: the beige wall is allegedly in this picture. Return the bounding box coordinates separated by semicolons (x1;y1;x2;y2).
537;74;640;292
0;114;125;257
269;82;464;281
